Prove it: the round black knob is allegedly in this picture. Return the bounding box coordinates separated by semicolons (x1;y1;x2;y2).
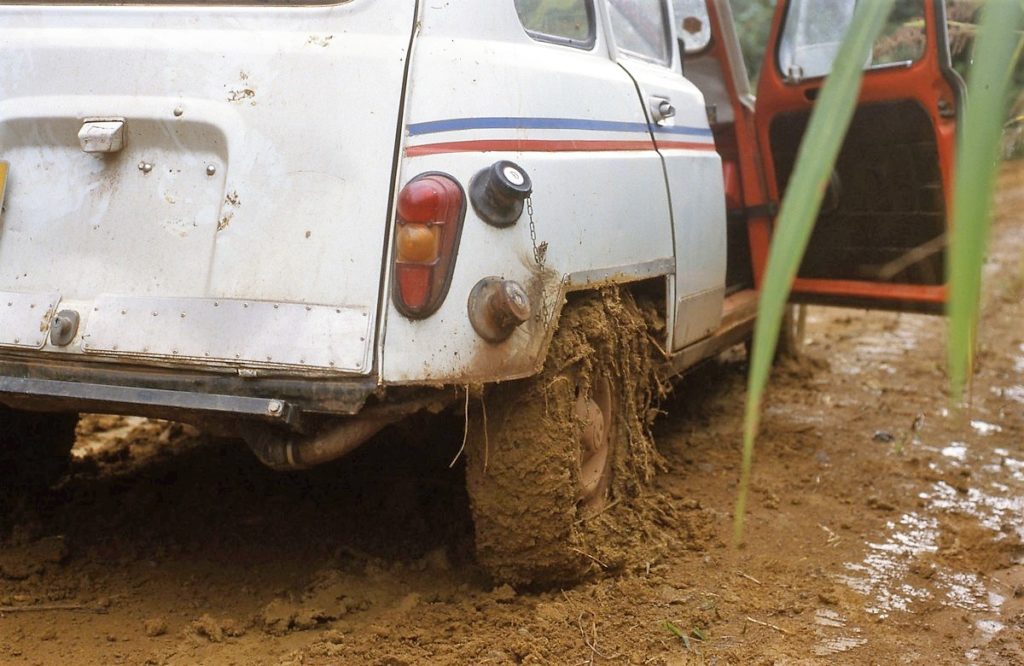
470;161;533;228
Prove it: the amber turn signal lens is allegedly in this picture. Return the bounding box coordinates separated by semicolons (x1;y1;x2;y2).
396;223;440;263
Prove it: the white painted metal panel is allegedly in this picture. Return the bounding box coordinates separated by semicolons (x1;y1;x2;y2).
0;290;59;349
82;295;371;373
381;2;677;384
606;5;728;351
0;1;414;376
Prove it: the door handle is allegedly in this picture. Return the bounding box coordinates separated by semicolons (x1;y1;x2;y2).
651;98;676;124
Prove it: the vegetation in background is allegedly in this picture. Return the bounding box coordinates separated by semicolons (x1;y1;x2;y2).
729;0;777;87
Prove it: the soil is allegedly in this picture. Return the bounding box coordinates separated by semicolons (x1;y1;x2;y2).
1;162;1023;665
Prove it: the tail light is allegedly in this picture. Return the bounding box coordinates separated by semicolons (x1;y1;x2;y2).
391;173;466;318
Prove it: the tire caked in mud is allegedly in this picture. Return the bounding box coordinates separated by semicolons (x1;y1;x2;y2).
465;288;704;587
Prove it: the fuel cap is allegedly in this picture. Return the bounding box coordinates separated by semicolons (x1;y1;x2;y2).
469;160;533;228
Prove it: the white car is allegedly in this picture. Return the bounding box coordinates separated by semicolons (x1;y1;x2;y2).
0;0;961;583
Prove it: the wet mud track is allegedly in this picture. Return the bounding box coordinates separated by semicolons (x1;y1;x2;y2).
1;163;1023;665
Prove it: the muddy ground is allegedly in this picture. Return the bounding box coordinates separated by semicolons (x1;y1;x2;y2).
1;163;1023;665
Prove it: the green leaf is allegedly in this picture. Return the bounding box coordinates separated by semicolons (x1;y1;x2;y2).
665;619;692;650
664;620;685;639
734;0;897;543
947;0;1024;401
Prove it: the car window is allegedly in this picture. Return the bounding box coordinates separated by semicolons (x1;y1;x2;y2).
871;1;927;67
672;0;711;54
730;0;778;89
778;0;926;83
608;0;672;64
515;0;595;47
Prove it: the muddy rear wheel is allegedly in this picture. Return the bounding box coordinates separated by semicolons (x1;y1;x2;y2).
465;289;659;586
0;407;78;497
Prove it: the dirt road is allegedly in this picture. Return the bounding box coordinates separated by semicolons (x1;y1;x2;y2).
1;163;1023;665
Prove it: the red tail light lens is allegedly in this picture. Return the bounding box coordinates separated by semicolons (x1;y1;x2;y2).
392;173;466;318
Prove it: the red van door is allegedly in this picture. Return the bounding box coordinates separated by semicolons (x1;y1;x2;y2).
752;0;963;313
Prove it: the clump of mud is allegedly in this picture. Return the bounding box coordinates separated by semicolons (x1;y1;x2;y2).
465;287;671;586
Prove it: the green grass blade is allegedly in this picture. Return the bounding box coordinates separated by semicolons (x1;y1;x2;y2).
734;0;896;543
947;0;1024;402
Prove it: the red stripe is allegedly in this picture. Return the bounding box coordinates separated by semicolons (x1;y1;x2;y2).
656;140;722;151
405;138;716;156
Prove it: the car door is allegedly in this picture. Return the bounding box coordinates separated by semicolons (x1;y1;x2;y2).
602;0;727;350
753;0;963;313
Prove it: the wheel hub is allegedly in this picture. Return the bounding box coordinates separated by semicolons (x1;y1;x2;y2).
576;374;613;510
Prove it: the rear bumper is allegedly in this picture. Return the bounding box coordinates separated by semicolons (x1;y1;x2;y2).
0;355;379;425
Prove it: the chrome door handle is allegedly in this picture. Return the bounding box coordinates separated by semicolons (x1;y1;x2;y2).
651;98;676;124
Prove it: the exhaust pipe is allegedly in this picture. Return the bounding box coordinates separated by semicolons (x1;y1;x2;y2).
242;415;398;471
241;394;453;471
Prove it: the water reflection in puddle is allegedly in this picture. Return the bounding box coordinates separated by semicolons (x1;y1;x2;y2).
838;500;1013;664
970;420;1003;436
838;437;1023;657
837;512;936;615
812;609;867;657
941;442;968;461
993;385;1024;403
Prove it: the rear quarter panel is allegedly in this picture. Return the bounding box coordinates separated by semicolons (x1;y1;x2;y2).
381;0;677;385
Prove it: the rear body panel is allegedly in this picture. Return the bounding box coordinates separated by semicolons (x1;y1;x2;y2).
0;1;415;374
379;1;683;384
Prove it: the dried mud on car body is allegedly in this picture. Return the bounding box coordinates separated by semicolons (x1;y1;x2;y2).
1;163;1023;665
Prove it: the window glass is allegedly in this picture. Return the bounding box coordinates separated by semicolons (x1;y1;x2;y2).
872;1;927;66
515;0;594;45
608;0;671;64
777;0;854;81
778;0;926;82
672;0;711;54
729;0;778;89
944;0;976;78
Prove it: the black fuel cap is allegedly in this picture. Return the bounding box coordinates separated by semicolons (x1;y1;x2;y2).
469;160;533;228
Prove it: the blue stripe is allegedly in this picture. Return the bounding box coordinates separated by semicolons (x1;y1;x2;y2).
407;116;713;138
653;125;715;137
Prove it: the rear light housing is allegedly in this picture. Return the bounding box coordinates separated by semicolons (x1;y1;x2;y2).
391;173;466;318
